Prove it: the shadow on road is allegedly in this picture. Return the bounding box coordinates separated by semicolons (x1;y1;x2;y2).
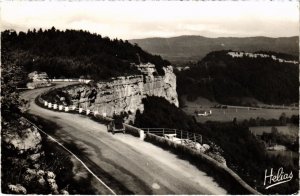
24;113;135;195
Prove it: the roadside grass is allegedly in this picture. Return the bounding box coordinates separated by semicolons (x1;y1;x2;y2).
192;108;298;123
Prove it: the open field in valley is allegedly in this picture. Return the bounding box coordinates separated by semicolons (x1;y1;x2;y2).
181;97;298;123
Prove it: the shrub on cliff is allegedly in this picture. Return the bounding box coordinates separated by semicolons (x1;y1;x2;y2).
134;96;199;132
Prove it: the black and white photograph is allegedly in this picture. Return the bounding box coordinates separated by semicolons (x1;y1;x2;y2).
1;0;299;195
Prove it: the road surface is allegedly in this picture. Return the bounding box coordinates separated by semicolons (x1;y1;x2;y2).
21;84;227;195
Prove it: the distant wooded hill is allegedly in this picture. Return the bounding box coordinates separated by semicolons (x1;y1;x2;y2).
1;27;170;80
176;50;299;105
129;35;299;63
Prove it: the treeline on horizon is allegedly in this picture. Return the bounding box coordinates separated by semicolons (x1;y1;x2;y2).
177;50;299;105
1;27;170;80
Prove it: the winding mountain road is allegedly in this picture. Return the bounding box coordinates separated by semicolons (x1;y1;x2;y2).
20;83;227;195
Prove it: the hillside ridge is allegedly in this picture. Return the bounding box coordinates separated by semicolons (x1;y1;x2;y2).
130;35;299;63
177;50;298;105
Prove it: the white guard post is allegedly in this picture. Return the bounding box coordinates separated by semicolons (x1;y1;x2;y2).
93;111;99;116
139;130;145;140
48;103;52;108
53;104;57;109
65;107;69;112
79;108;83;113
59;105;63;110
44;101;48;106
86;109;90;115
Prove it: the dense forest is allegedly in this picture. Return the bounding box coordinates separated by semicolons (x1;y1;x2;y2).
177;50;299;105
134;96;299;194
1;27;170;80
1;44;27;121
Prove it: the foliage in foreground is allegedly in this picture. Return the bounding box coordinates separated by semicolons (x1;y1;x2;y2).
1;39;97;194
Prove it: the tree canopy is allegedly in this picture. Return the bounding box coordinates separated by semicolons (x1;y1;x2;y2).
177;50;298;105
2;28;170;80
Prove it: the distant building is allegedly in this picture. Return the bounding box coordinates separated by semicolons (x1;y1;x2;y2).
195;110;212;117
27;71;51;89
134;63;157;75
175;66;190;72
175;67;183;71
28;71;50;82
183;66;190;71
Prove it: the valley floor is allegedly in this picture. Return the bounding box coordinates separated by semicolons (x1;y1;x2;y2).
182;96;298;123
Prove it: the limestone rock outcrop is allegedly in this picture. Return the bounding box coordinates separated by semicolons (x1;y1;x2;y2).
61;63;178;122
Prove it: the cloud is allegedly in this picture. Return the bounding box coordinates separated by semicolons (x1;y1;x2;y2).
1;1;299;39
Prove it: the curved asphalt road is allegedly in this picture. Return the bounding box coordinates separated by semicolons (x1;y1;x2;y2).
21;84;227;195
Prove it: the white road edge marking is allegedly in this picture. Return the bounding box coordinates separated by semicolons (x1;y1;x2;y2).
24;118;117;195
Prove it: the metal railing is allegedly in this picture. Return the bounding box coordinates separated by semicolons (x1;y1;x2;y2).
140;127;203;149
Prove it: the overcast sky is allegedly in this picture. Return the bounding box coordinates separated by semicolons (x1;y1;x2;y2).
1;1;299;40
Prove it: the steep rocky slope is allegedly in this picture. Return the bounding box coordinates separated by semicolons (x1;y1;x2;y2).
47;64;178;123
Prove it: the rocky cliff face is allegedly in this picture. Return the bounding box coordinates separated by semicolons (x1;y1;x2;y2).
62;64;178;122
